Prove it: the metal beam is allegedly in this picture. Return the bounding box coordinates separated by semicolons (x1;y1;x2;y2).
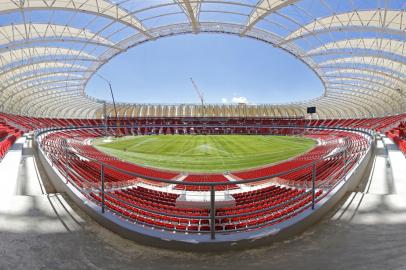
174;0;201;33
241;0;299;35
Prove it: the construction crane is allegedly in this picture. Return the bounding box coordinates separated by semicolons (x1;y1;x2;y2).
96;73;118;120
190;77;205;117
96;73;120;137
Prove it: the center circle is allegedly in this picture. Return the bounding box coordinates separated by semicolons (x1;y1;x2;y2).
93;135;316;173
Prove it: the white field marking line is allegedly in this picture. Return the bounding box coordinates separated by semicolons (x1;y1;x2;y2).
128;137;159;149
269;136;312;143
132;137;193;166
180;143;231;156
175;138;195;156
202;144;232;156
97;137;153;152
214;144;313;168
100;142;306;161
219;146;308;159
148;137;186;161
213;137;236;158
213;139;238;166
222;137;312;158
151;143;305;171
101;144;309;170
180;138;309;159
98;137;315;172
111;136;309;157
179;143;204;155
268;140;317;150
177;137;196;157
173;136;194;158
215;144;227;167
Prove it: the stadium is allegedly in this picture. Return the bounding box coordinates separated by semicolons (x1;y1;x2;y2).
0;0;405;269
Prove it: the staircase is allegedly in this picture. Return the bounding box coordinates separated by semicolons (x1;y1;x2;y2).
0;133;83;234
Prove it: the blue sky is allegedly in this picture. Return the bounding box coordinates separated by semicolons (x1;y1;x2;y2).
86;34;324;105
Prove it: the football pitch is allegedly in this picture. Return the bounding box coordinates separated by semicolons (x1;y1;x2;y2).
93;135;316;173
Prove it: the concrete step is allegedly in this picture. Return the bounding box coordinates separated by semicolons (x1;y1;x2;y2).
382;136;406;194
0;194;84;234
332;192;406;225
15;133;56;195
365;138;396;195
0;136;26;196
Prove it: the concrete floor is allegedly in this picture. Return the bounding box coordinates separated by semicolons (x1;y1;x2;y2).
0;134;406;270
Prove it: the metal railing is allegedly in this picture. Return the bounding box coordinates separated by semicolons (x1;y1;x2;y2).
35;125;374;240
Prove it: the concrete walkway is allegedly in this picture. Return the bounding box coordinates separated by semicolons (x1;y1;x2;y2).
0;135;405;270
0;136;25;196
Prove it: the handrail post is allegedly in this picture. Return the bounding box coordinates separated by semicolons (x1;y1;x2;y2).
65;163;69;184
101;163;105;214
343;148;347;180
311;161;316;210
210;185;216;240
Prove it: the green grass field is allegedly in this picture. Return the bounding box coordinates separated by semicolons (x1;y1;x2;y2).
93;135;316;173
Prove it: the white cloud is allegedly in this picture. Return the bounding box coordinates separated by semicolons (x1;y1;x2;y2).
231;96;248;104
221;98;228;103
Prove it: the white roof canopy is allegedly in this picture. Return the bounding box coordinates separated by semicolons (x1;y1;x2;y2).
0;0;404;119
